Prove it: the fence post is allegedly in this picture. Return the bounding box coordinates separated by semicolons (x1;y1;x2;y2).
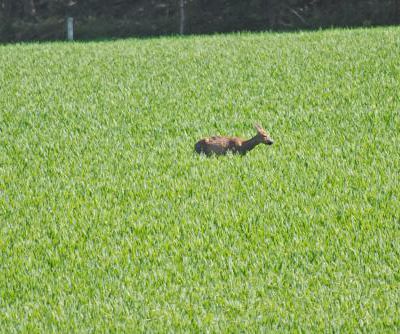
67;17;74;41
179;0;185;34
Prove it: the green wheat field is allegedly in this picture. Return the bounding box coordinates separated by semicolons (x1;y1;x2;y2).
1;27;399;332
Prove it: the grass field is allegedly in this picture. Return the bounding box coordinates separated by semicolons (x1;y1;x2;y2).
1;27;400;332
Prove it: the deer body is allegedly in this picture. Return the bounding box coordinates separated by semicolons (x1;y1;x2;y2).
195;124;273;156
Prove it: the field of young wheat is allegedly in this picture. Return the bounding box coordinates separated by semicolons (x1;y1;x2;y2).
1;27;399;332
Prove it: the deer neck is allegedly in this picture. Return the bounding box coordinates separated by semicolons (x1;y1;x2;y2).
239;135;261;155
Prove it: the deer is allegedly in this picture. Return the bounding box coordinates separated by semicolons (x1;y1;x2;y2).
194;124;273;156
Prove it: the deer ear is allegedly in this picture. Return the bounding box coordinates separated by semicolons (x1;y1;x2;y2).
254;124;262;131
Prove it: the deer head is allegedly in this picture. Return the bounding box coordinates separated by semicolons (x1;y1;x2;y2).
254;124;273;145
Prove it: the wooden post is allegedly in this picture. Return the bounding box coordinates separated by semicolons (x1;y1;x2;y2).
179;0;185;35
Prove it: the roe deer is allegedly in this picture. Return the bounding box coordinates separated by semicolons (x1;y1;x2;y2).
195;124;273;156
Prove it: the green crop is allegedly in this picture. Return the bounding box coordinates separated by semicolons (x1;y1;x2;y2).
0;27;399;332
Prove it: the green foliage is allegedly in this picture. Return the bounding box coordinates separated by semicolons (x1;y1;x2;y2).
1;0;400;42
0;27;399;332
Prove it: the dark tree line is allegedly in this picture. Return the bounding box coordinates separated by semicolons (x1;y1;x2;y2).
1;0;400;42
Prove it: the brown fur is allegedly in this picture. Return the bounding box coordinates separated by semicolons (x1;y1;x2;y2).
195;124;273;156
